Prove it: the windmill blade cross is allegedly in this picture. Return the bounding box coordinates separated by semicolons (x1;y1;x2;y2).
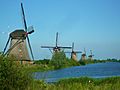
75;51;82;53
84;48;86;54
3;36;10;54
41;46;55;48
27;36;34;60
27;26;34;34
56;32;58;47
5;39;23;56
72;42;74;52
49;48;53;54
21;3;27;31
21;3;34;61
58;46;72;49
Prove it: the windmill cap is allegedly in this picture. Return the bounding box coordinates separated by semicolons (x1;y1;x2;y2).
88;55;94;57
10;29;26;39
82;53;86;56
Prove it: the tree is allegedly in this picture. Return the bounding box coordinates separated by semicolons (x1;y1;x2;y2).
50;51;68;69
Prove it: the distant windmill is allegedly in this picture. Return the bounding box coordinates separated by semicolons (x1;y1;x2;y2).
3;3;34;64
65;42;82;61
88;50;94;60
41;32;72;53
81;48;87;60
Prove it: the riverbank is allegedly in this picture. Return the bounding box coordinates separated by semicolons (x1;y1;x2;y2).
0;55;120;90
24;59;120;72
17;51;120;72
30;76;120;90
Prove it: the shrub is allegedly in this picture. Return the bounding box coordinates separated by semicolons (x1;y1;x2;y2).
0;55;32;90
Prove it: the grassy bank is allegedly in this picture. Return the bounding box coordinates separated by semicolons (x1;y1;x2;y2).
25;51;120;72
0;55;120;90
26;58;120;72
32;51;120;72
30;77;120;90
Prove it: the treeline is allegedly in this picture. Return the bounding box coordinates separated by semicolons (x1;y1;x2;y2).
34;51;120;70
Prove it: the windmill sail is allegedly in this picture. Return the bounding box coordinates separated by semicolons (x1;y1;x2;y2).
21;3;34;60
41;32;72;53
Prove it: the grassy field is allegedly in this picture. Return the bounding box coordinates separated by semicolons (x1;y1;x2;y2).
29;77;120;90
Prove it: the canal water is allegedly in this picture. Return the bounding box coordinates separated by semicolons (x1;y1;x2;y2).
34;62;120;83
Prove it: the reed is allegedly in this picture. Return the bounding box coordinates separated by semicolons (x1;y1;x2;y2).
29;77;120;90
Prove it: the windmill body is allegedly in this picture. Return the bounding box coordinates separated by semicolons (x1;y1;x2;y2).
65;42;82;61
81;54;86;60
9;30;30;60
71;51;77;60
81;48;86;60
88;50;94;60
88;55;93;60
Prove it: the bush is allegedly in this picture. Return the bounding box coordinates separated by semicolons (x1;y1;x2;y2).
0;55;32;90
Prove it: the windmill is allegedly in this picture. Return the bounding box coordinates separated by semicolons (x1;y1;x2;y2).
65;42;82;61
81;48;87;60
88;50;94;60
41;32;72;54
3;3;34;64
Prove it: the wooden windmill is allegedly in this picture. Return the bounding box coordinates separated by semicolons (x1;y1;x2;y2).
3;3;34;64
81;48;87;60
88;50;94;60
41;32;72;54
65;42;82;61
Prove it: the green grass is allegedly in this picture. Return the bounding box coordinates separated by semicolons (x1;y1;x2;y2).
28;77;120;90
23;64;54;72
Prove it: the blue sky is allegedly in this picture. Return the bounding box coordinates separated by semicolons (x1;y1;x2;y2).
0;0;120;60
